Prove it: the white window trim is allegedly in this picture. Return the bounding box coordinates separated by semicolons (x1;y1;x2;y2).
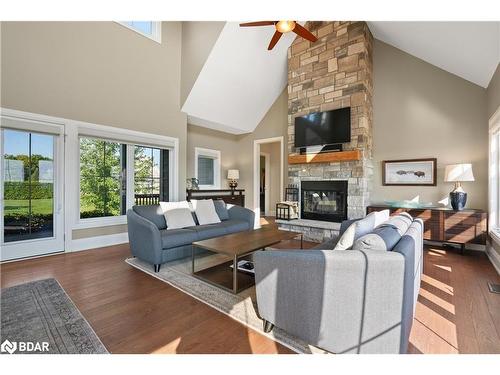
195;147;221;190
116;21;162;44
0;108;179;251
489;105;500;237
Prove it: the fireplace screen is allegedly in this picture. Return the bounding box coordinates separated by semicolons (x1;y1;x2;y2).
301;180;347;222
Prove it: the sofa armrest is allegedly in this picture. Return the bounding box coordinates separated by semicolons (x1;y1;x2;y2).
254;249;407;353
227;205;255;230
127;209;163;265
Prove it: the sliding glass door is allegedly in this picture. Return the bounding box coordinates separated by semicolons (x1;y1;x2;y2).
1;121;64;261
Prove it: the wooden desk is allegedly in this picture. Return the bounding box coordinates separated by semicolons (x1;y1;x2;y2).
367;205;487;254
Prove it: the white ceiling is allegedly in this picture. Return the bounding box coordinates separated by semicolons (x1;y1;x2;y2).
368;21;500;88
182;22;296;134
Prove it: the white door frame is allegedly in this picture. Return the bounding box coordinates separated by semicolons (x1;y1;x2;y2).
0;114;65;261
253;136;284;228
259;152;271;216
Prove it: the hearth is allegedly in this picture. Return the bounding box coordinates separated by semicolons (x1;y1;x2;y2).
301;180;348;222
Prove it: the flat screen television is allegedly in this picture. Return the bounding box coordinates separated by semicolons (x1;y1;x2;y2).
294;107;351;148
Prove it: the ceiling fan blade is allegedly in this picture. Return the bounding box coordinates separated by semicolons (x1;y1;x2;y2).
268;30;283;50
293;23;318;42
239;21;276;27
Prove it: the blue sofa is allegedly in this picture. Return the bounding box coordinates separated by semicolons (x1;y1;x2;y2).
127;203;255;272
254;213;424;354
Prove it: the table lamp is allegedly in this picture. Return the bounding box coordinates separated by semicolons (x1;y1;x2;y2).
444;163;474;210
227;169;239;190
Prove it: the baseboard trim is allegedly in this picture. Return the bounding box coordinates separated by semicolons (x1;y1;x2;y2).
68;232;128;252
486;241;500;276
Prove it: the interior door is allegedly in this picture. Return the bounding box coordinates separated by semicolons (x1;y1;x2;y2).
1;118;64;261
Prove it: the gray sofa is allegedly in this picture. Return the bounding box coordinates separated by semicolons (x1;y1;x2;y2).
254;213;423;354
127;203;255;272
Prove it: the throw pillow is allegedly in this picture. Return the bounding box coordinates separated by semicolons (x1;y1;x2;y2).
384;213;413;235
213;199;229;221
194;199;221;225
333;222;356;250
352;225;402;251
164;208;196;230
373;209;390;227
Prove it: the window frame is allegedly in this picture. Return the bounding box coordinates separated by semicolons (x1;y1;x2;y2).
195;147;221;190
69;121;178;230
117;21;162;43
489;106;500;240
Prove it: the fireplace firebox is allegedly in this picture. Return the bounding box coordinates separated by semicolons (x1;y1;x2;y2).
301;180;348;222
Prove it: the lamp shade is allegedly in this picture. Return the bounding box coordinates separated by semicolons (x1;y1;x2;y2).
227;169;239;180
444;163;475;182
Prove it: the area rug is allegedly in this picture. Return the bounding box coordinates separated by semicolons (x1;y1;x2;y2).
0;278;108;354
126;255;326;354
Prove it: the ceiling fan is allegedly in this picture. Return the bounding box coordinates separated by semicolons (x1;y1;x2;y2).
239;21;318;50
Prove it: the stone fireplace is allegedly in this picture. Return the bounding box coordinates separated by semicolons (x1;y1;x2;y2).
278;21;374;242
287;21;373;220
301;180;348;222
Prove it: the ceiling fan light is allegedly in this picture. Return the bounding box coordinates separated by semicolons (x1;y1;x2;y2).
275;21;296;33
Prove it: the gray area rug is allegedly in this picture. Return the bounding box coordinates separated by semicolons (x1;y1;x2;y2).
126;255;326;354
1;278;108;354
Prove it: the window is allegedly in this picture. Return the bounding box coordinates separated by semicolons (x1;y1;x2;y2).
490;119;500;237
78;136;172;221
134;146;169;205
79;138;126;219
118;21;161;43
195;147;221;189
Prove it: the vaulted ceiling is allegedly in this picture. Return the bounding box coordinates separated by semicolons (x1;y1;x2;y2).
181;21;500;135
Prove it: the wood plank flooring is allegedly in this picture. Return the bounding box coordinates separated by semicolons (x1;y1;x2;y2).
1;218;499;354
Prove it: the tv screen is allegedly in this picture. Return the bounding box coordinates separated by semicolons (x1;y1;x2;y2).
294;107;351;148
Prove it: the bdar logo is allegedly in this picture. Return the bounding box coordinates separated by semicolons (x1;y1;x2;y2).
1;339;17;354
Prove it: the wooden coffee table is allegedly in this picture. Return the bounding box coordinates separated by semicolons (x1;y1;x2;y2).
192;227;303;294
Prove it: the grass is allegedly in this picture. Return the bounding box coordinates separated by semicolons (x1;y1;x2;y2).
4;199;54;215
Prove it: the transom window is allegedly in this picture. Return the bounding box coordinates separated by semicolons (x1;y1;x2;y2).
118;21;161;43
195;147;221;189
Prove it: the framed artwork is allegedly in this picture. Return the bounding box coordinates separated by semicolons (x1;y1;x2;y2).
382;158;437;186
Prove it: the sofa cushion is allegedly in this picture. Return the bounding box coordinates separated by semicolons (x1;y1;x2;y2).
160;228;198;249
187;224;226;240
352;225;402;251
221;219;250;234
133;205;167;229
334;212;377;250
213;199;229;221
384;213;413;235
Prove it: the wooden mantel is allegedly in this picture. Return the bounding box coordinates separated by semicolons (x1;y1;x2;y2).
288;150;362;164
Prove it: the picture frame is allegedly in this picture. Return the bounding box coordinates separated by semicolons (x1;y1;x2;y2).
382;158;437;186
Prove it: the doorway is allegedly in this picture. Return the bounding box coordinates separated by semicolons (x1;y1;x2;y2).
1;118;65;261
253;136;284;226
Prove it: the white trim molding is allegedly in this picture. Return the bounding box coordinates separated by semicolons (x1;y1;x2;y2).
253;136;284;228
68;232;129;253
194;147;221;189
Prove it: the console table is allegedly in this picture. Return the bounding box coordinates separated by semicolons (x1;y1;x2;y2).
367;205;487;254
186;189;245;207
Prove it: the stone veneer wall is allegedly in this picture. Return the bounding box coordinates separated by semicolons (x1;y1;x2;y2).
287;21;374;219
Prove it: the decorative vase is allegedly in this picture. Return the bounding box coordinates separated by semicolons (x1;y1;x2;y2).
450;191;467;210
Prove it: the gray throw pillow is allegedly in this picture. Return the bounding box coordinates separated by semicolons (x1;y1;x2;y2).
352;225;402;251
213;199;229;221
385;213;413;235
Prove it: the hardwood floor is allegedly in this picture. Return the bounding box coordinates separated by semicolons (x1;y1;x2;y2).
1;218;499;354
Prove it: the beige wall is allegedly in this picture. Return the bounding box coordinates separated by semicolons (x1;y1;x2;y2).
260;142;281;214
186;123;239;190
487;63;500;119
372;40;488;210
186;89;288;213
1;21;187;238
180;22;224;106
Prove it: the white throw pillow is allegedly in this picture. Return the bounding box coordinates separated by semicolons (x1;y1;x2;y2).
193;199;221;225
333;222;356;250
164;208;196;230
374;209;390;227
159;200;190;212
